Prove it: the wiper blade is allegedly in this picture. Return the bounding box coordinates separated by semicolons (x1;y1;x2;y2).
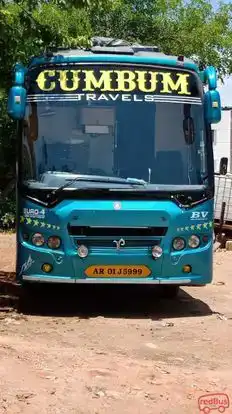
46;175;146;205
51;175;146;194
125;177;147;185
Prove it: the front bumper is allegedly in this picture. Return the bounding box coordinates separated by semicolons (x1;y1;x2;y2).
21;274;194;284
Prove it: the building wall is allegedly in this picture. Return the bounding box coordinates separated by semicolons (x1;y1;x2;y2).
212;109;232;173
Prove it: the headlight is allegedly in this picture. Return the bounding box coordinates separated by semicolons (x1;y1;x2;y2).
172;237;185;251
32;233;45;247
77;244;89;258
47;236;61;249
188;235;200;249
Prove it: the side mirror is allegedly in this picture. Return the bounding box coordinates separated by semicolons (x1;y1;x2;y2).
7;62;27;120
219;157;228;175
204;90;221;124
7;85;26;120
204;66;217;90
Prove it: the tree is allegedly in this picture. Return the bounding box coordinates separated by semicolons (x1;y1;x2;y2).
90;0;232;78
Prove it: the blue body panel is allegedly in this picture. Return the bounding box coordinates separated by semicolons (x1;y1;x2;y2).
18;197;213;285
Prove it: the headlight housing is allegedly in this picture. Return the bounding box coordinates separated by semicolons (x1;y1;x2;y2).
32;233;45;247
172;237;185;251
47;236;61;249
188;235;200;249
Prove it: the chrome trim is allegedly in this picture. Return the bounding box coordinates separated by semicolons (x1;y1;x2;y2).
113;238;126;250
159;279;191;284
22;275;75;283
75;279;161;284
22;275;191;284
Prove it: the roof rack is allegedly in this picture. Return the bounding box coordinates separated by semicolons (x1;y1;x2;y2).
28;37;161;63
91;37;160;54
91;37;131;47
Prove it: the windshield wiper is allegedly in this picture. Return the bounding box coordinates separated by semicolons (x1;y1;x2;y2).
45;175;147;204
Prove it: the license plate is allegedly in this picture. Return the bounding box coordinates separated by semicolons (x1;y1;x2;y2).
84;265;151;278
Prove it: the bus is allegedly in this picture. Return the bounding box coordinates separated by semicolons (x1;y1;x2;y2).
7;38;221;298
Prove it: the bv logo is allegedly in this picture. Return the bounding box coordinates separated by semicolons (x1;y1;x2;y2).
198;393;229;413
113;238;126;250
191;211;209;220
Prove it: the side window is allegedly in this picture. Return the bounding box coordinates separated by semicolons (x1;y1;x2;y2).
22;106;36;179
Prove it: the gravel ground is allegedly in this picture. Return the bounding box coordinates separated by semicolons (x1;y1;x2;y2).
0;234;231;414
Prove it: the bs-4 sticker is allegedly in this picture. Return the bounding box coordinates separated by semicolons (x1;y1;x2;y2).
23;208;46;219
20;216;60;231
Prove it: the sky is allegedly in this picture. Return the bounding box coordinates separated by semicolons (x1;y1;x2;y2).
210;0;232;107
218;78;232;108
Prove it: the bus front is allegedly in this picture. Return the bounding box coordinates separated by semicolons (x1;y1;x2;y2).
8;53;221;295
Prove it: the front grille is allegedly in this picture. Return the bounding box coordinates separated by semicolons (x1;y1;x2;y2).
74;238;161;248
68;226;168;237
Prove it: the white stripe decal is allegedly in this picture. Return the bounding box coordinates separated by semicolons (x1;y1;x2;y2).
27;93;201;101
27;98;202;105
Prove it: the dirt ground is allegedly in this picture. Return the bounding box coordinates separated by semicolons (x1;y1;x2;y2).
0;234;231;414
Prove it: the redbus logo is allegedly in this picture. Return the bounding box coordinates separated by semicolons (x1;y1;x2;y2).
198;393;229;413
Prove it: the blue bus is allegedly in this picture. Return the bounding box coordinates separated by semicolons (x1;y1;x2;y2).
7;38;221;297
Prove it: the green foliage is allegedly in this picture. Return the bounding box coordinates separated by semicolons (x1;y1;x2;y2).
90;0;232;78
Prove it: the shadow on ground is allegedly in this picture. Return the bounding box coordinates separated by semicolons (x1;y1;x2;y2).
0;272;213;320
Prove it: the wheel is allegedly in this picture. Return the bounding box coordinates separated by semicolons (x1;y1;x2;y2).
159;285;180;299
218;406;225;413
203;407;211;414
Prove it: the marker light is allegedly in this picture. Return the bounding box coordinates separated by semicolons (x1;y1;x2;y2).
47;236;61;249
23;233;29;241
32;233;45;247
42;263;53;273
172;237;185;251
77;244;89;258
202;235;209;243
152;245;163;259
188;235;200;249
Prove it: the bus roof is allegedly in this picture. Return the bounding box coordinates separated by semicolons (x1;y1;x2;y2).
28;39;198;72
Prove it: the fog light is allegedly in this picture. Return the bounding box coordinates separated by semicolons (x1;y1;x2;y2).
182;265;192;273
32;233;45;247
77;244;89;258
152;245;163;259
188;235;200;249
42;263;53;273
47;236;61;249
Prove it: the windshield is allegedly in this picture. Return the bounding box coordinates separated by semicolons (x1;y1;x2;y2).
21;63;208;189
